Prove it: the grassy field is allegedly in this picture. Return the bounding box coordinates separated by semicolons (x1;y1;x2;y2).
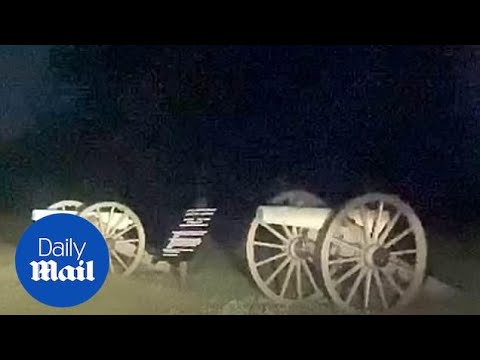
1;212;480;315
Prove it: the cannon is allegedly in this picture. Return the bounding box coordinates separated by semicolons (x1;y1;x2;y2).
33;200;147;276
32;200;216;281
32;191;427;314
246;192;427;314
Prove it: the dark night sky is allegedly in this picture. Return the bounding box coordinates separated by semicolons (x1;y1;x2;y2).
0;46;52;141
1;45;479;235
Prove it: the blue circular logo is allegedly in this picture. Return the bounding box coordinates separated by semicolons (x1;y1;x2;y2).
15;214;110;308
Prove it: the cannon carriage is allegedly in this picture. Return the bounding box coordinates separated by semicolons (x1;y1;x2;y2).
33;200;147;276
247;192;427;313
32;191;427;314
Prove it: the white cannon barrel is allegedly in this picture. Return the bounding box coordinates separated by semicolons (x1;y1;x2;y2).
32;209;79;222
255;206;333;229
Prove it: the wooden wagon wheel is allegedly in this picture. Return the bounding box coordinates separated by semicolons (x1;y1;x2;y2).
78;202;146;276
247;190;327;303
246;221;324;304
319;193;427;313
48;200;84;211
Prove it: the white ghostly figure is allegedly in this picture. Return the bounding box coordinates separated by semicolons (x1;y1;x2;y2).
268;189;327;208
193;196;209;208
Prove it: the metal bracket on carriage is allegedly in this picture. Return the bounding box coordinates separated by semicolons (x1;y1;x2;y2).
161;207;217;260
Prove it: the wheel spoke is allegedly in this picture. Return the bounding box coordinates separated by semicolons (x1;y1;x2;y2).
105;206;116;235
331;236;362;253
111;249;129;270
373;268;388;309
280;261;295;297
346;268;366;305
380;268;404;295
328;256;361;265
106;212;127;238
258;221;289;244
253;241;286;250
390;249;416;256
364;270;373;310
281;224;293;239
95;208;105;234
378;211;400;245
384;227;413;249
334;263;362;287
256;252;287;267
112;223;138;240
115;238;140;244
359;206;371;244
266;257;290;285
301;260;319;292
372;201;384;243
292;226;299;237
296;261;302;300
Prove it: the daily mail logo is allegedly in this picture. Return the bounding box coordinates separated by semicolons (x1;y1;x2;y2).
30;238;95;282
15;213;110;308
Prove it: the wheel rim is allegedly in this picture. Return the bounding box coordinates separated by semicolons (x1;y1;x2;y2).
246;219;323;303
78;202;146;276
48;200;84;211
320;193;427;314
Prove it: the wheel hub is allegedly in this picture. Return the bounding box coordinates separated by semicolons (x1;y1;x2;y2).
373;247;390;267
365;245;390;268
289;237;315;260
